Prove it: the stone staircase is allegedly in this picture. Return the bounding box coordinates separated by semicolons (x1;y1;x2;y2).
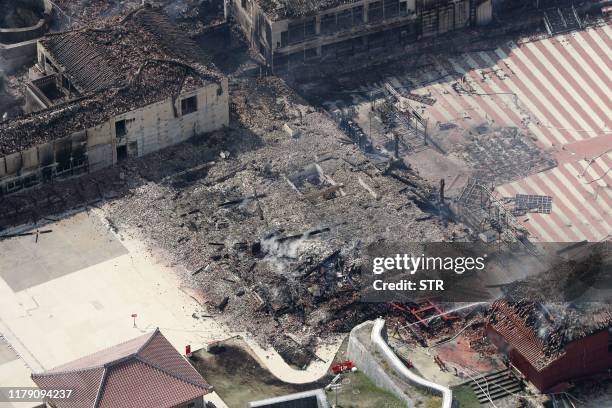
469;369;523;404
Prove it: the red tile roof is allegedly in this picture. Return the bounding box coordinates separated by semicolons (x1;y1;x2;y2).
31;329;211;408
489;300;565;370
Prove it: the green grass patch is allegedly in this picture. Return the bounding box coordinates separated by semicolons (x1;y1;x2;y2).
326;371;406;408
452;384;481;408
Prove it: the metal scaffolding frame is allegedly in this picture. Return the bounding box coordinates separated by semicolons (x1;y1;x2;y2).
456;178;528;243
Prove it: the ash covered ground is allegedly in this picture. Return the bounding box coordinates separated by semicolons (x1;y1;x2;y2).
96;77;464;361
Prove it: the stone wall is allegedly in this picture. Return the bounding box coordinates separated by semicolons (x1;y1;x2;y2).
347;319;453;408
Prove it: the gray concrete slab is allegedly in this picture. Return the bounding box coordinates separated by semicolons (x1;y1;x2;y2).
0;339;17;365
0;212;127;292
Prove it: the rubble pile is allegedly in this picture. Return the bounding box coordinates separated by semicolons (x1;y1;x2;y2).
100;76;461;349
53;0;225;34
463;323;497;357
0;71;25;121
258;0;357;20
488;247;612;367
52;0;142;29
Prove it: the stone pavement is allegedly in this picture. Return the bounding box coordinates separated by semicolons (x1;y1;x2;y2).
0;210;341;408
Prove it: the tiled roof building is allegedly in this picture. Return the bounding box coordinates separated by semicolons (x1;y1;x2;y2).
31;329;211;408
487;299;612;392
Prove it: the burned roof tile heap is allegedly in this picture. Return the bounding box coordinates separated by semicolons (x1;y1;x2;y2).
0;6;222;157
258;0;359;20
489;299;612;370
489;246;612;369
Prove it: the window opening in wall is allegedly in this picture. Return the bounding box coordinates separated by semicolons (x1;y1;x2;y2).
73;156;88;171
241;0;246;9
353;5;364;25
117;145;128;162
385;0;400;19
368;1;384;23
305;48;318;60
23;174;40;188
288;21;305;44
321;13;336;34
45;57;57;72
337;9;351;30
6;179;23;193
181;96;198;115
280;31;288;47
55;158;73;176
115;120;127;138
304;18;316;38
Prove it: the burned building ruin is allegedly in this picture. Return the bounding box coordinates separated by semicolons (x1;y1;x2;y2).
232;0;494;72
0;6;229;197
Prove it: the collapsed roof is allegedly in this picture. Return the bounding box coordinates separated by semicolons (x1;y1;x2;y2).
489;246;612;369
257;0;360;20
490;299;612;370
0;6;222;157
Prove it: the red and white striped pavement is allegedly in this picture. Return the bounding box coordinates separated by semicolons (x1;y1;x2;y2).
412;23;612;242
322;23;611;242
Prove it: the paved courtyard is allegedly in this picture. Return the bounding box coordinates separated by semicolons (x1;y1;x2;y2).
0;210;340;408
0;211;231;407
419;23;611;242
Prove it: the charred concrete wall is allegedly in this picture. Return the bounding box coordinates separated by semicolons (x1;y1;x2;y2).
0;39;39;72
110;79;229;162
232;0;492;72
0;79;229;196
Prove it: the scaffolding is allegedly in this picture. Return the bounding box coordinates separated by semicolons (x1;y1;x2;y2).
455;178;529;243
381;82;430;155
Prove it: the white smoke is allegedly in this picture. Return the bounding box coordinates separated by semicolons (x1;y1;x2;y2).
260;229;329;275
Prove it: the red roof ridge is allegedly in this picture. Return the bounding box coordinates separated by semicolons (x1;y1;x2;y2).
33;329;159;376
32;365;106;379
136;327;161;354
31;329;210;408
93;367;108;408
133;356;212;391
